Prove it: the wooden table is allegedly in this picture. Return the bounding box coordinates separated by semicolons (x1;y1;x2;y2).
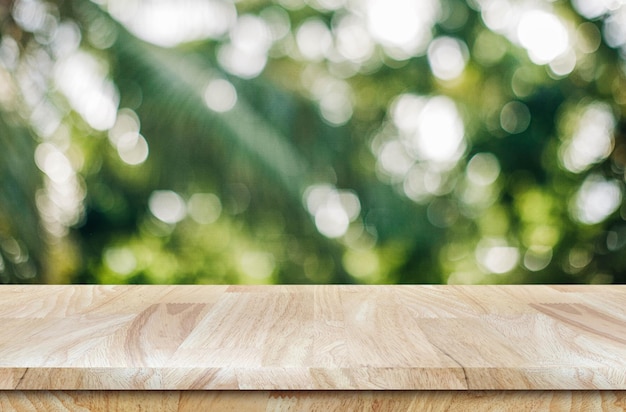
1;285;625;410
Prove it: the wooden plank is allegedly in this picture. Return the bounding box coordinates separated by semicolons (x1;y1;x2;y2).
1;286;625;390
1;391;625;411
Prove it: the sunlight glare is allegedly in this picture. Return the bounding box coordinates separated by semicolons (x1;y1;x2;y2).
476;238;520;274
116;132;149;165
296;19;332;61
517;10;569;65
148;190;186;224
427;37;469;81
414;96;465;163
391;94;465;163
106;0;236;47
204;78;237;113
379;140;414;178
466;153;500;186
572;175;622;225
109;109;140;146
35;143;73;184
365;0;438;59
603;7;626;49
571;0;623;20
54;51;118;131
304;184;361;238
334;14;375;64
310;76;353;125
560;102;615;173
218;15;272;79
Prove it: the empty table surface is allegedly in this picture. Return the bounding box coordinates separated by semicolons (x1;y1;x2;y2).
1;285;625;390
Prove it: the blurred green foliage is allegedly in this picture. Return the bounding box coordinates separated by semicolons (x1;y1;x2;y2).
1;0;625;284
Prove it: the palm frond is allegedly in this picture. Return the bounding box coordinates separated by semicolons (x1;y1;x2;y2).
93;4;312;202
0;111;43;283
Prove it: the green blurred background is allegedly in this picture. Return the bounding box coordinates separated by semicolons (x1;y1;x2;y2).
1;0;625;285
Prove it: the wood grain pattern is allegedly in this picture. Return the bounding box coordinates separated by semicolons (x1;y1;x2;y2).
1;391;625;411
0;285;625;390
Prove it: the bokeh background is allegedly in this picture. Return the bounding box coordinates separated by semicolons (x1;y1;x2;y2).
1;0;625;285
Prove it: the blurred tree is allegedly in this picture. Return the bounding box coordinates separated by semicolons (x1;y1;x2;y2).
0;0;625;285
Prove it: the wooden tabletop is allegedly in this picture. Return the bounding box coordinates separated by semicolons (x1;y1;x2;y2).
0;285;625;390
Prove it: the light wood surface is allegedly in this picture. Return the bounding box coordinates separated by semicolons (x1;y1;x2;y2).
1;285;625;390
2;390;626;411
